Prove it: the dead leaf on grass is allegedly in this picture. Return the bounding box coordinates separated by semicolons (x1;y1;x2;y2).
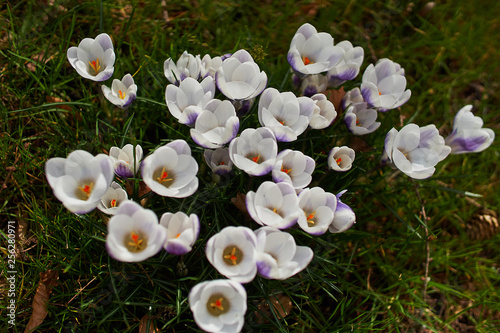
46;95;72;112
139;315;160;333
254;294;292;324
324;86;346;114
24;270;59;333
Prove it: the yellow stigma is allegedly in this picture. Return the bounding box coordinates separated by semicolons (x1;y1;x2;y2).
157;167;172;183
118;90;125;99
305;211;316;226
88;58;101;74
110;199;117;207
127;231;145;252
281;166;292;174
77;182;94;200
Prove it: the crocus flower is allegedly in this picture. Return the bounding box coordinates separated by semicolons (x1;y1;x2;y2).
445;105;495;154
166;76;215;126
327;41;364;87
164;51;202;85
67;33;115;81
101;73;137;109
97;181;129;215
204;148;233;175
297;187;337;235
292;73;328;97
309;93;337;129
341;87;365;110
344;102;381;135
45;150;114;214
328;146;355;172
160;211;200;255
254;226;313;280
228;127;278;176
205;226;258;283
105;201;167;262
246;181;302;229
360;58;411;111
141;140;199;198
189;279;247;333
258;87;315;142
287;23;344;76
216;49;267;101
383;123;451;179
200;54;224;79
272;149;315;191
109;144;143;178
329;190;356;233
190;99;239;149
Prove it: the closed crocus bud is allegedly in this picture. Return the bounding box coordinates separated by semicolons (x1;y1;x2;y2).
141;140;199;198
216;49;267;101
160;212;200;255
189;279;247;333
297;187;337;235
272;149;315;191
327;40;364;88
328;146;355;172
254;226;313;280
445;105;495;154
329;190;356;233
166;76;215;126
190;99;239;149
67;33;115;81
246;181;302;229
383;123;451;179
164;51;202;85
109;144;143;178
309;93;337;129
101;73;137;109
288;23;344;76
344;102;381;135
361;58;411;111
105;201;167;262
228;127;278;176
45;150;114;214
205;226;258;284
204;148;233;175
97;181;129;215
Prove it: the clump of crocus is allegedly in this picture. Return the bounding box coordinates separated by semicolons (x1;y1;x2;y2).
105;201;167;262
189;279;247;333
101;73;138;109
45;150;114;214
67;33;115;81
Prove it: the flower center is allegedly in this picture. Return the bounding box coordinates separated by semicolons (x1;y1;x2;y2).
335;157;342;166
206;293;230;316
356;119;361;126
110;199;117;207
281;166;292;174
220;161;225;165
75;181;94;200
303;56;313;65
88;58;102;75
305;211;316;227
175;233;181;238
251;154;261;164
223;246;243;266
125;231;147;253
118;90;125;99
154;167;174;187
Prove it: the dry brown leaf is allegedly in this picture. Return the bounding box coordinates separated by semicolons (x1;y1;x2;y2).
46;95;72;112
254;294;292;324
139;315;160;333
24;270;59;333
324;86;346;114
231;192;247;214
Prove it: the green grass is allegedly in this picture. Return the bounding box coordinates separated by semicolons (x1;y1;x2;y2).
1;0;499;332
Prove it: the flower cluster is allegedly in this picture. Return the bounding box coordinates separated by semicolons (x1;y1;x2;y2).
46;21;495;333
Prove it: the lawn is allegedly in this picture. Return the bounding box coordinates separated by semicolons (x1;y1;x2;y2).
1;0;499;332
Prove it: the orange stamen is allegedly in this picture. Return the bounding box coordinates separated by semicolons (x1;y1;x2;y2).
88;58;101;74
157;167;172;183
281;166;292;174
220;161;225;165
175;233;181;238
110;199;117;207
303;57;312;65
335;157;342;165
210;298;224;311
118;90;125;99
252;155;260;163
378;90;382;96
78;183;94;199
224;247;238;265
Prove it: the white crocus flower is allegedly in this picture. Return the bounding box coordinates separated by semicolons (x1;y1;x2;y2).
360;58;411;111
109;144;143;178
189;279;247;333
205;226;258;284
204;148;233;175
329;190;356;233
141;140;198;198
328;146;355;172
287;23;344;76
105;201;167;262
190;99;239;149
160;212;200;255
166;76;215;126
445;105;495;154
246;181;302;229
45;150;114;214
341;87;365;110
383;124;451;179
297;187;337;235
309;93;337;129
164;51;202;85
258;88;315;142
327;41;364;87
272;149;315;191
344;102;381;135
101;73;137;109
67;33;115;81
200;54;224;79
97;181;129;215
228;127;278;176
254;226;313;280
216;49;267;101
